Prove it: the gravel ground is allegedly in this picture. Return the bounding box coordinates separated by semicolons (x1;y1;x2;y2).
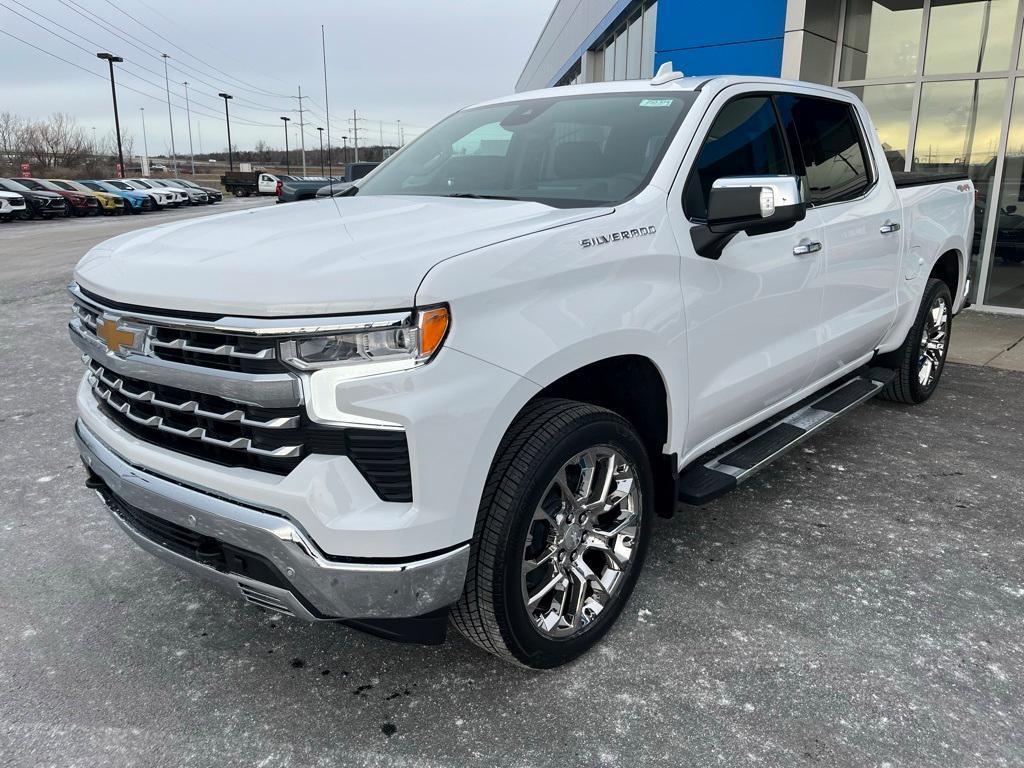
1;208;1022;767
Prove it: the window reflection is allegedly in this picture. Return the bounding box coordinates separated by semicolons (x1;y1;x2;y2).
845;83;915;171
926;0;1017;74
913;79;1008;296
987;78;1024;308
840;0;924;80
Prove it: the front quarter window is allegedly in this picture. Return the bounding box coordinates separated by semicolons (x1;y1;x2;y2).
357;91;696;208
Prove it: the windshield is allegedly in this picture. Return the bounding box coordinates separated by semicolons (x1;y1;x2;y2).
357;92;696;208
125;181;149;189
52;181;77;191
107;180;132;190
19;178;48;191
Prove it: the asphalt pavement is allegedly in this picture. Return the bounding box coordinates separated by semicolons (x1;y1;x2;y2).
1;204;1022;767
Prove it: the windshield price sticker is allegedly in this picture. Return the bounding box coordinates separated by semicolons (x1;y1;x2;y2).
639;99;674;107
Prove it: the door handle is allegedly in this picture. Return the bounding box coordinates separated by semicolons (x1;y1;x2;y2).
793;240;822;256
880;222;901;234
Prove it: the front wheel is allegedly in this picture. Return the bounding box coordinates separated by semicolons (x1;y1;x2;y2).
879;278;953;404
451;398;654;668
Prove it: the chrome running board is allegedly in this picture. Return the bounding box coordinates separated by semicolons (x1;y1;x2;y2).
677;368;895;506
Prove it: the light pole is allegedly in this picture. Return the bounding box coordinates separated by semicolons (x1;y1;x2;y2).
161;53;177;176
218;93;234;171
140;107;150;175
96;52;125;177
183;81;196;176
342;135;348;165
281;116;291;175
317;127;325;176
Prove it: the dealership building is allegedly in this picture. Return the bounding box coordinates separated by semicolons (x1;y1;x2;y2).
518;0;1024;314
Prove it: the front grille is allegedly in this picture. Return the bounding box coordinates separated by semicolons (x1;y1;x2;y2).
48;199;65;208
73;301;284;373
86;360;413;500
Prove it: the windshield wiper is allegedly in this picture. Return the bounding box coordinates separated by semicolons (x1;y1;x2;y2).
444;193;521;201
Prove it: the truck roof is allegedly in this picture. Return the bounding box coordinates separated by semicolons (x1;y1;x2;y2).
473;73;856;110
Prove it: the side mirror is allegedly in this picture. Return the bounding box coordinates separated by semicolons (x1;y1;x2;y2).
691;175;806;259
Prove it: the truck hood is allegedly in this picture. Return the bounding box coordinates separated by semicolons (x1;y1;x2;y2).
74;195;609;316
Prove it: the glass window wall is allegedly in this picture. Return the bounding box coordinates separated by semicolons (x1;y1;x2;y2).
987;78;1024;308
837;0;1024;312
592;1;658;82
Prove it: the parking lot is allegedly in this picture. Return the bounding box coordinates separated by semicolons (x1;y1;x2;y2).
1;206;1022;767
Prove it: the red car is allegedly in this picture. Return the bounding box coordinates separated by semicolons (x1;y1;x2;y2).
19;178;100;216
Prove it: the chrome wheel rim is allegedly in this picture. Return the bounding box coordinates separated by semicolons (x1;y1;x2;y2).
918;295;949;388
520;446;642;639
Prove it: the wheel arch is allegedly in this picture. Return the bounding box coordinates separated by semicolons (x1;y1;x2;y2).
524;354;679;518
929;247;964;304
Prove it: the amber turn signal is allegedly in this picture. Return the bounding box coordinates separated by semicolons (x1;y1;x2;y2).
418;306;450;358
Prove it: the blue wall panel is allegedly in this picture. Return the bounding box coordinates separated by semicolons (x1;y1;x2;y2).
653;38;784;78
655;0;787;51
654;0;786;78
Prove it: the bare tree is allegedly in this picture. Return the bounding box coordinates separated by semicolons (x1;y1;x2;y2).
24;113;90;168
0;112;28;160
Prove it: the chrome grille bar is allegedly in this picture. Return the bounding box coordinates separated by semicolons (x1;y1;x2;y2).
150;336;276;361
90;378;302;459
87;360;299;429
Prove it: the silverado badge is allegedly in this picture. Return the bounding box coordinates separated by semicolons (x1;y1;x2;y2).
580;225;656;248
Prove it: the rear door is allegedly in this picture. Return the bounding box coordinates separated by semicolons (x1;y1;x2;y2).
669;88;826;453
777;94;902;382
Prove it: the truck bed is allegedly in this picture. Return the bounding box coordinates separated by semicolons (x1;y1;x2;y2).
891;170;969;189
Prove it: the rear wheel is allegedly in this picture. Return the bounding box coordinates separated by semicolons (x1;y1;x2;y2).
879;278;953;404
452;398;654;668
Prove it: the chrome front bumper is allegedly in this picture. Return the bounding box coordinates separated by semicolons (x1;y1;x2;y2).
75;420;469;622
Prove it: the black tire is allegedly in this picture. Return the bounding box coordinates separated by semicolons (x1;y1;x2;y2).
451;398;654;668
878;278;953;404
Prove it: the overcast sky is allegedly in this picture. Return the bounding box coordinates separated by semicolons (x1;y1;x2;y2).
0;0;555;156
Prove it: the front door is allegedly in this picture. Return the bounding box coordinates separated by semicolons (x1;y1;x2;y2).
669;90;826;456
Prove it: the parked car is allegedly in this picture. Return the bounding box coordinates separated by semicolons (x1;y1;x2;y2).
0;177;67;219
79;180;154;214
276;176;341;203
173;178;222;203
20;177;100;216
0;189;28;221
105;179;176;208
221;171;293;197
48;180;125;215
136;178;208;205
124;179;188;206
68;73;972;667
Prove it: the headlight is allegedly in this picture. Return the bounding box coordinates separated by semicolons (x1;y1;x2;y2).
279;306;450;375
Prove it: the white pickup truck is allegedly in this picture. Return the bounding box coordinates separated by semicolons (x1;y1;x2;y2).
70;71;973;668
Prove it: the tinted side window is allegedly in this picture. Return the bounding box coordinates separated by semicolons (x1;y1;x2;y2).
685;96;790;220
788;97;871;205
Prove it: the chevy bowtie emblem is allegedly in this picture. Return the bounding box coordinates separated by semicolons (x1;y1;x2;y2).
96;317;137;353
